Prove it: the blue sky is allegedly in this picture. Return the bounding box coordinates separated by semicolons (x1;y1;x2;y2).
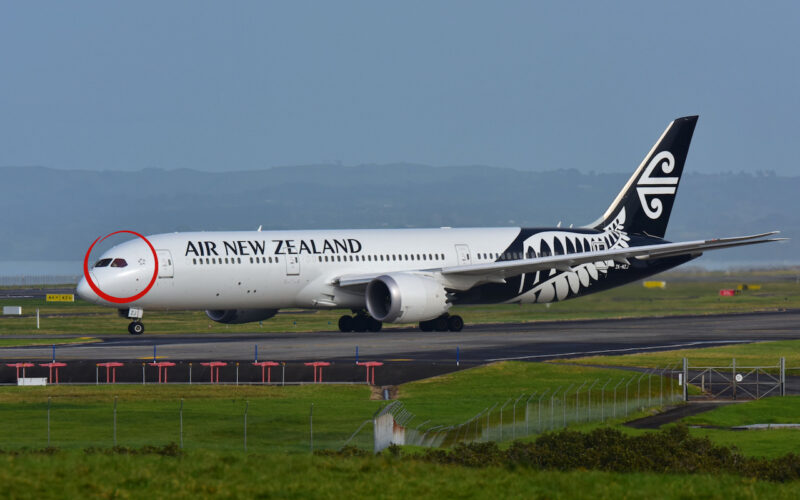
1;1;798;174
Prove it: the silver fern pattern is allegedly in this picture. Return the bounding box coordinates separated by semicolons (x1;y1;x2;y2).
510;208;630;304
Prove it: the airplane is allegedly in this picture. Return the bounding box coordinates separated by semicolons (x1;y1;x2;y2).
76;116;783;335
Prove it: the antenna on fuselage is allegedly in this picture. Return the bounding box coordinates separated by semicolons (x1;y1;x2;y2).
257;225;262;232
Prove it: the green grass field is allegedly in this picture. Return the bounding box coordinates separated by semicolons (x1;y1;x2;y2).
1;361;800;496
1;274;798;335
555;339;800;371
2;450;800;499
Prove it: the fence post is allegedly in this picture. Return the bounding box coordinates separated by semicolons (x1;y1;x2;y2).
499;398;511;441
732;358;737;401
525;392;537;435
599;379;610;422
189;363;192;385
96;365;99;385
538;391;548;432
282;363;285;386
47;396;51;447
781;357;786;396
512;394;524;440
549;386;562;431
586;380;598;422
180;399;184;449
612;379;623;418
309;403;314;453
244;400;248;452
486;405;492;442
574;381;587;423
562;384;574;428
624;377;634;416
113;396;118;447
236;363;240;386
682;358;689;402
142;363;146;385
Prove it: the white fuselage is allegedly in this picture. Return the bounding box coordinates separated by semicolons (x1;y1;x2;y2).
79;227;525;311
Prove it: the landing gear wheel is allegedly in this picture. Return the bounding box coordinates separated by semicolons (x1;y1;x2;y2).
367;317;383;332
447;315;464;332
434;316;449;332
419;320;434;332
352;315;368;333
338;315;353;332
128;321;144;335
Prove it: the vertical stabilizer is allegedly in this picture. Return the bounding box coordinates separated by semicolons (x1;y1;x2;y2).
591;116;698;238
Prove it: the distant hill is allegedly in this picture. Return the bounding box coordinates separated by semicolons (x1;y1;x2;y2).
1;165;796;264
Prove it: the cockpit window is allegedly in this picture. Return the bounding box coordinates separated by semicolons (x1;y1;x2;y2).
94;258;112;268
110;258;128;268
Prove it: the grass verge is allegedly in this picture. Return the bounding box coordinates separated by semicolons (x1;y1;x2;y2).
554;339;800;370
1;275;798;335
1;448;799;499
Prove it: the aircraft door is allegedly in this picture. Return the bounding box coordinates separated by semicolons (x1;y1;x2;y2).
156;250;174;278
285;255;300;276
455;244;472;265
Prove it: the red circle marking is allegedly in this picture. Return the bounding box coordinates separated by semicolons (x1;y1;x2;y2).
82;230;159;304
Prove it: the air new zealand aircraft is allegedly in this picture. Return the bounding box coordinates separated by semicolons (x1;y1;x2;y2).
77;116;783;335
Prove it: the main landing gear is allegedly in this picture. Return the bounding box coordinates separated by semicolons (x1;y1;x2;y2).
338;313;382;333
419;314;463;332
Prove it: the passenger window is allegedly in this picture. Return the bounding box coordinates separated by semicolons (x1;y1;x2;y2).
110;259;128;268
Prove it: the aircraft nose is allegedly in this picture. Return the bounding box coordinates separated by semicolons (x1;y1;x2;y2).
76;275;99;303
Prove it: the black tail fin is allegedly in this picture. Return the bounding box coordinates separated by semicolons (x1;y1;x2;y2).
591;115;698;238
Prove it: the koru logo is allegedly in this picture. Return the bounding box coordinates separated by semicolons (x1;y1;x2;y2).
636;151;678;219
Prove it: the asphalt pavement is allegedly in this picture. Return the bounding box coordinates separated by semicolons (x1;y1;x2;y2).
2;309;798;363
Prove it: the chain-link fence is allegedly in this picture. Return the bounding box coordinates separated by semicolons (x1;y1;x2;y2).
362;367;683;452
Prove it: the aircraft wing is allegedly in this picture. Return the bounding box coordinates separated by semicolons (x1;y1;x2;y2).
333;232;783;288
440;231;783;279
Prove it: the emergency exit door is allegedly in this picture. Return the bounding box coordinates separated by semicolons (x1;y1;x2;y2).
285;255;300;276
156;250;174;278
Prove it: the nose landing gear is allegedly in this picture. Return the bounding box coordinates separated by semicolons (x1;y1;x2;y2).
128;321;145;335
120;307;145;335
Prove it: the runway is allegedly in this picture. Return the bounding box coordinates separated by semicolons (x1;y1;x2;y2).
2;309;798;363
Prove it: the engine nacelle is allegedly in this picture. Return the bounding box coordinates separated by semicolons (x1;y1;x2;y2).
365;273;450;324
205;309;278;324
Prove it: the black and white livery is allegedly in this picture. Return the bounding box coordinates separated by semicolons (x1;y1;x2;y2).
77;116;783;334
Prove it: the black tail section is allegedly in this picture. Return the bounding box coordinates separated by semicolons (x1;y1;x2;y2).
592;115;698;239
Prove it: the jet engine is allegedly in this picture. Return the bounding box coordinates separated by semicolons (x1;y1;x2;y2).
205;309;278;324
365;273;450;323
